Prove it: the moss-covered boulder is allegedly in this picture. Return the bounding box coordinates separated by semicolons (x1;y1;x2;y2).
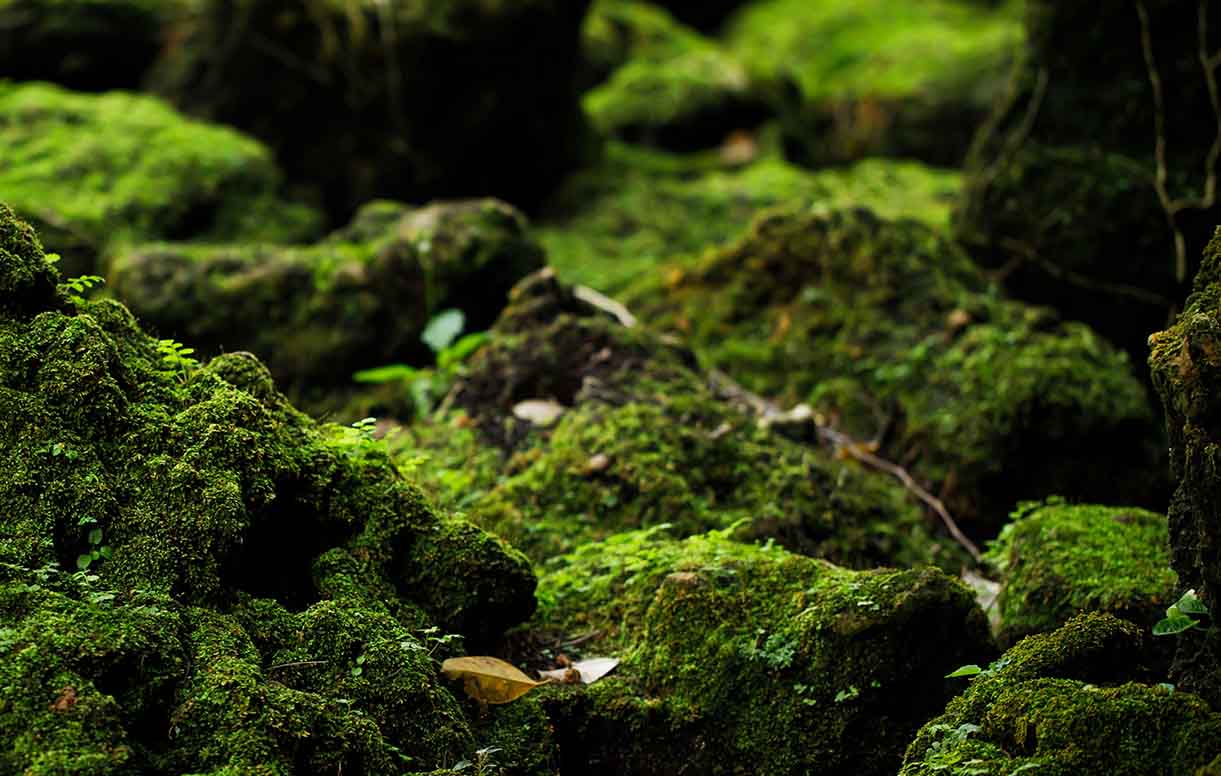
416;270;963;570
0;0;181;90
581;1;777;149
0;81;320;277
150;0;593;220
539;141;962;294
957;0;1221;358
529;529;993;775
108;199;543;403
901;613;1221;775
726;0;1021;166
987;499;1178;645
1150;227;1221;707
627;206;1163;536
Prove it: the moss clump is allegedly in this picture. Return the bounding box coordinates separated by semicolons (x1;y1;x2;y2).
901;613;1221;775
956;0;1221;359
150;0;593;220
726;0;1021;165
1150;227;1221;707
109;199;543;403
0;203;540;771
628;206;1162;536
531;529;992;775
581;1;777;149
539;141;962;294
987;498;1178;645
0;82;320;277
425;270;960;570
0;0;182;91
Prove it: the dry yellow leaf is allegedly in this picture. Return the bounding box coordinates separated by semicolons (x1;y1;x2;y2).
440;656;545;705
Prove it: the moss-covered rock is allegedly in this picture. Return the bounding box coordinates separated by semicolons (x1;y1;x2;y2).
529;529;993;775
1150;227;1221;707
422;270;962;570
957;0;1221;358
150;0;593;220
0;0;181;90
108;199;543;402
0;81;320;277
627;206;1163;536
539;141;962;294
900;613;1221;775
581;1;777;149
987;498;1178;645
726;0;1021;166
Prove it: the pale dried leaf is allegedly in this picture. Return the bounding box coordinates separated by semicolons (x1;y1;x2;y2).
441;656;544;704
539;657;619;685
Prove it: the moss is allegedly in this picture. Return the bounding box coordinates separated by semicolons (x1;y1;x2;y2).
957;0;1221;359
581;1;776;149
0;0;182;91
530;529;993;775
108;199;543;402
150;0;594;220
1150;227;1221;707
726;0;1021;165
987;498;1178;644
901;613;1221;775
627;206;1162;535
0;82;320;278
0;204;538;771
538;141;962;294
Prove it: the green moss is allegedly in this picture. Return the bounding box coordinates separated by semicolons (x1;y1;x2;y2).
538;141;961;294
901;614;1221;775
627;206;1161;535
987;499;1178;644
0;82;320;277
108;199;543;401
531;529;992;775
726;0;1021;164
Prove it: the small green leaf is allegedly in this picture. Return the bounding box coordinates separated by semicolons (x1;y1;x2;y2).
1153;614;1199;636
1176;590;1209;616
353;364;420;384
421;309;465;353
88;528;103;546
76;554;93;571
98;546;113;559
945;664;984;678
437;332;488;370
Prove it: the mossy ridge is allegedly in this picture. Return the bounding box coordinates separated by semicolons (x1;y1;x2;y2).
626;206;1161;536
432;270;960;571
901;613;1221;775
0;81;320;278
108;199;543;403
0;203;539;771
987;498;1177;645
530;529;992;775
538;140;962;294
1150;227;1221;707
150;0;593;220
581;1;777;149
726;0;1022;165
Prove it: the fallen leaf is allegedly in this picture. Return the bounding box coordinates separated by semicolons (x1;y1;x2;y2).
583;453;611;475
441;656;545;704
49;686;77;712
538;657;620;685
512;399;566;427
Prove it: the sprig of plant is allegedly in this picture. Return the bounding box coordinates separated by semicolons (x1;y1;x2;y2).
75;516;112;571
59;274;105;302
156;338;199;383
1153;589;1210;636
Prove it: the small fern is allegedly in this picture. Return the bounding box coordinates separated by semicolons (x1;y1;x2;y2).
156;338;199;382
59;274;105;302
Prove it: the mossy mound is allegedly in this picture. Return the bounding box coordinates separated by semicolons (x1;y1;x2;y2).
529;529;993;775
627;206;1163;536
0;203;541;772
0;81;320;277
957;0;1221;359
538;141;962;294
987;498;1178;645
901;613;1221;775
726;0;1021;166
150;0;593;220
108;199;543;402
581;1;777;149
1150;227;1221;707
424;270;961;570
0;0;181;91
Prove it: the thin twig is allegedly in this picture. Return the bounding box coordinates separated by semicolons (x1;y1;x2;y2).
555;629;602;649
266;660;328;672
